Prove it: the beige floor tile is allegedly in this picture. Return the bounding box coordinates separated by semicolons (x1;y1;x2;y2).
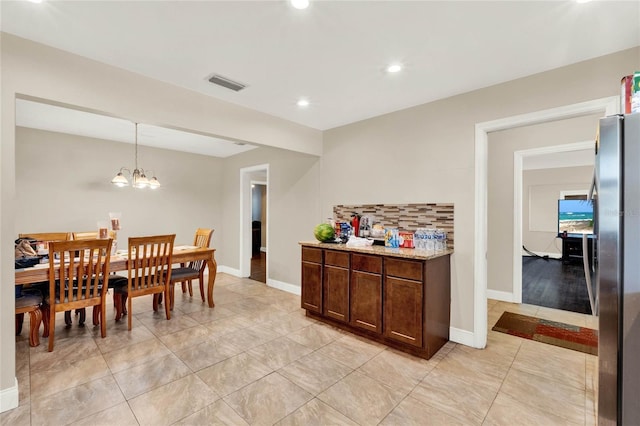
185;305;237;324
586;354;598;394
247;336;313;370
29;335;101;373
317;370;405;425
204;315;254;337
70;401;138;426
358;348;435;394
315;333;386;369
175;399;250;426
174;334;243;372
196;352;273;397
241;307;290;325
484;392;582;426
136;310;200;337
0;403;30;426
278;351;353;395
500;368;586;424
276;398;359;426
286;323;343;350
224;372;313;426
113;352;192;399
30;376;125;426
437;345;511;382
158;324;212;352
491;301;539;317
94;322;155;354
512;340;586;390
103;337;171;373
410;368;497;425
266;311;317;334
128;374;218;426
380;395;467;426
221;323;282;352
30;353;111;400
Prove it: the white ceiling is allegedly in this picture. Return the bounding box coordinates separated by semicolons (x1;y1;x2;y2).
2;0;639;134
523;148;595;171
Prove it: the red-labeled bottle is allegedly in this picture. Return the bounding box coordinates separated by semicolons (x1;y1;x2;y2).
351;214;360;237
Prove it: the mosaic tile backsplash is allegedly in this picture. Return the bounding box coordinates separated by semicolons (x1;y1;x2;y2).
333;203;454;249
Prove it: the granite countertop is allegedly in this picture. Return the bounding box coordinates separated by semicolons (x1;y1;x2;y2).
299;241;453;261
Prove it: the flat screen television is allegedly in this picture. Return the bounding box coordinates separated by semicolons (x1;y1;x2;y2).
558;199;594;236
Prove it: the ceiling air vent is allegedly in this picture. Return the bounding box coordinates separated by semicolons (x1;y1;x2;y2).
207;74;247;92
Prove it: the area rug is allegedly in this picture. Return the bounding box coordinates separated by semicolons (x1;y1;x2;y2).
492;311;598;355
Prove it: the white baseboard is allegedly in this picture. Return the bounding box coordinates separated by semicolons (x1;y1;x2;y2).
260;247;267;253
267;279;301;296
0;378;18;413
486;289;515;303
449;327;476;347
217;265;242;277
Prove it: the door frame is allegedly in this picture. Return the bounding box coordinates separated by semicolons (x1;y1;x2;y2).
473;95;618;348
239;164;269;278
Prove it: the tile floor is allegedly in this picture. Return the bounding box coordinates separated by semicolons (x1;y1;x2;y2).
3;274;598;425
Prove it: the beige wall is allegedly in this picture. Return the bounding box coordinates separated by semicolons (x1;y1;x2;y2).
15;127;223;245
523;166;593;256
221;146;321;285
323;47;639;334
488;115;600;294
0;33;321;402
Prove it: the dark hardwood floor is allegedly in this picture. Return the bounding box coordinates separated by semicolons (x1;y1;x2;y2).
522;256;593;315
250;252;266;283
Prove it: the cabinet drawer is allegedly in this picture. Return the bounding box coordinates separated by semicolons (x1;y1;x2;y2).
325;250;350;268
302;247;323;264
385;258;423;281
352;254;382;274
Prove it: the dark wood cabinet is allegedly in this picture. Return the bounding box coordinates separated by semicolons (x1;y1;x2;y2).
323;250;350;323
301;247;322;313
350;270;382;333
300;244;451;359
350;253;383;333
384;276;423;347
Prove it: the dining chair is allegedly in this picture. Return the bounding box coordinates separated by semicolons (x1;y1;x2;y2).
169;228;214;309
15;289;47;347
46;238;113;351
72;230;117;240
19;232;71;242
113;234;175;330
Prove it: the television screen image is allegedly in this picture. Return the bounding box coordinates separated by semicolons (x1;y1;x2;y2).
558;199;594;235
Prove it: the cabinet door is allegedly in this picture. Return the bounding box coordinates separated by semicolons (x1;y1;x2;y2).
323;265;349;323
350;270;382;334
384;276;423;347
301;261;322;313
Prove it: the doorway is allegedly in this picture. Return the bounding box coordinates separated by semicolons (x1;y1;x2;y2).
239;164;269;281
516;143;595;314
250;182;267;283
473;95;618;348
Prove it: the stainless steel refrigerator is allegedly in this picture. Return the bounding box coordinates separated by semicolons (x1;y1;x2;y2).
596;112;640;424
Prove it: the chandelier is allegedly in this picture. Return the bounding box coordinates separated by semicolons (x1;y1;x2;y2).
111;122;160;189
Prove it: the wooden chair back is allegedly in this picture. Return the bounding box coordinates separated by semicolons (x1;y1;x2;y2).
128;234;175;293
193;228;214;248
189;228;214;271
72;231;117;240
47;238;113;351
19;232;70;242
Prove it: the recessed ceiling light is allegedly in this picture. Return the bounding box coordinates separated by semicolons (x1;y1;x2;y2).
576;0;591;3
386;64;403;73
290;0;309;10
27;0;43;3
297;99;310;107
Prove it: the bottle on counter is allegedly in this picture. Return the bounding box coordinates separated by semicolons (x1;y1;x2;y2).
351;213;360;237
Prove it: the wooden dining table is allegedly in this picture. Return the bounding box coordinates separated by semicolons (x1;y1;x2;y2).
15;245;218;308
